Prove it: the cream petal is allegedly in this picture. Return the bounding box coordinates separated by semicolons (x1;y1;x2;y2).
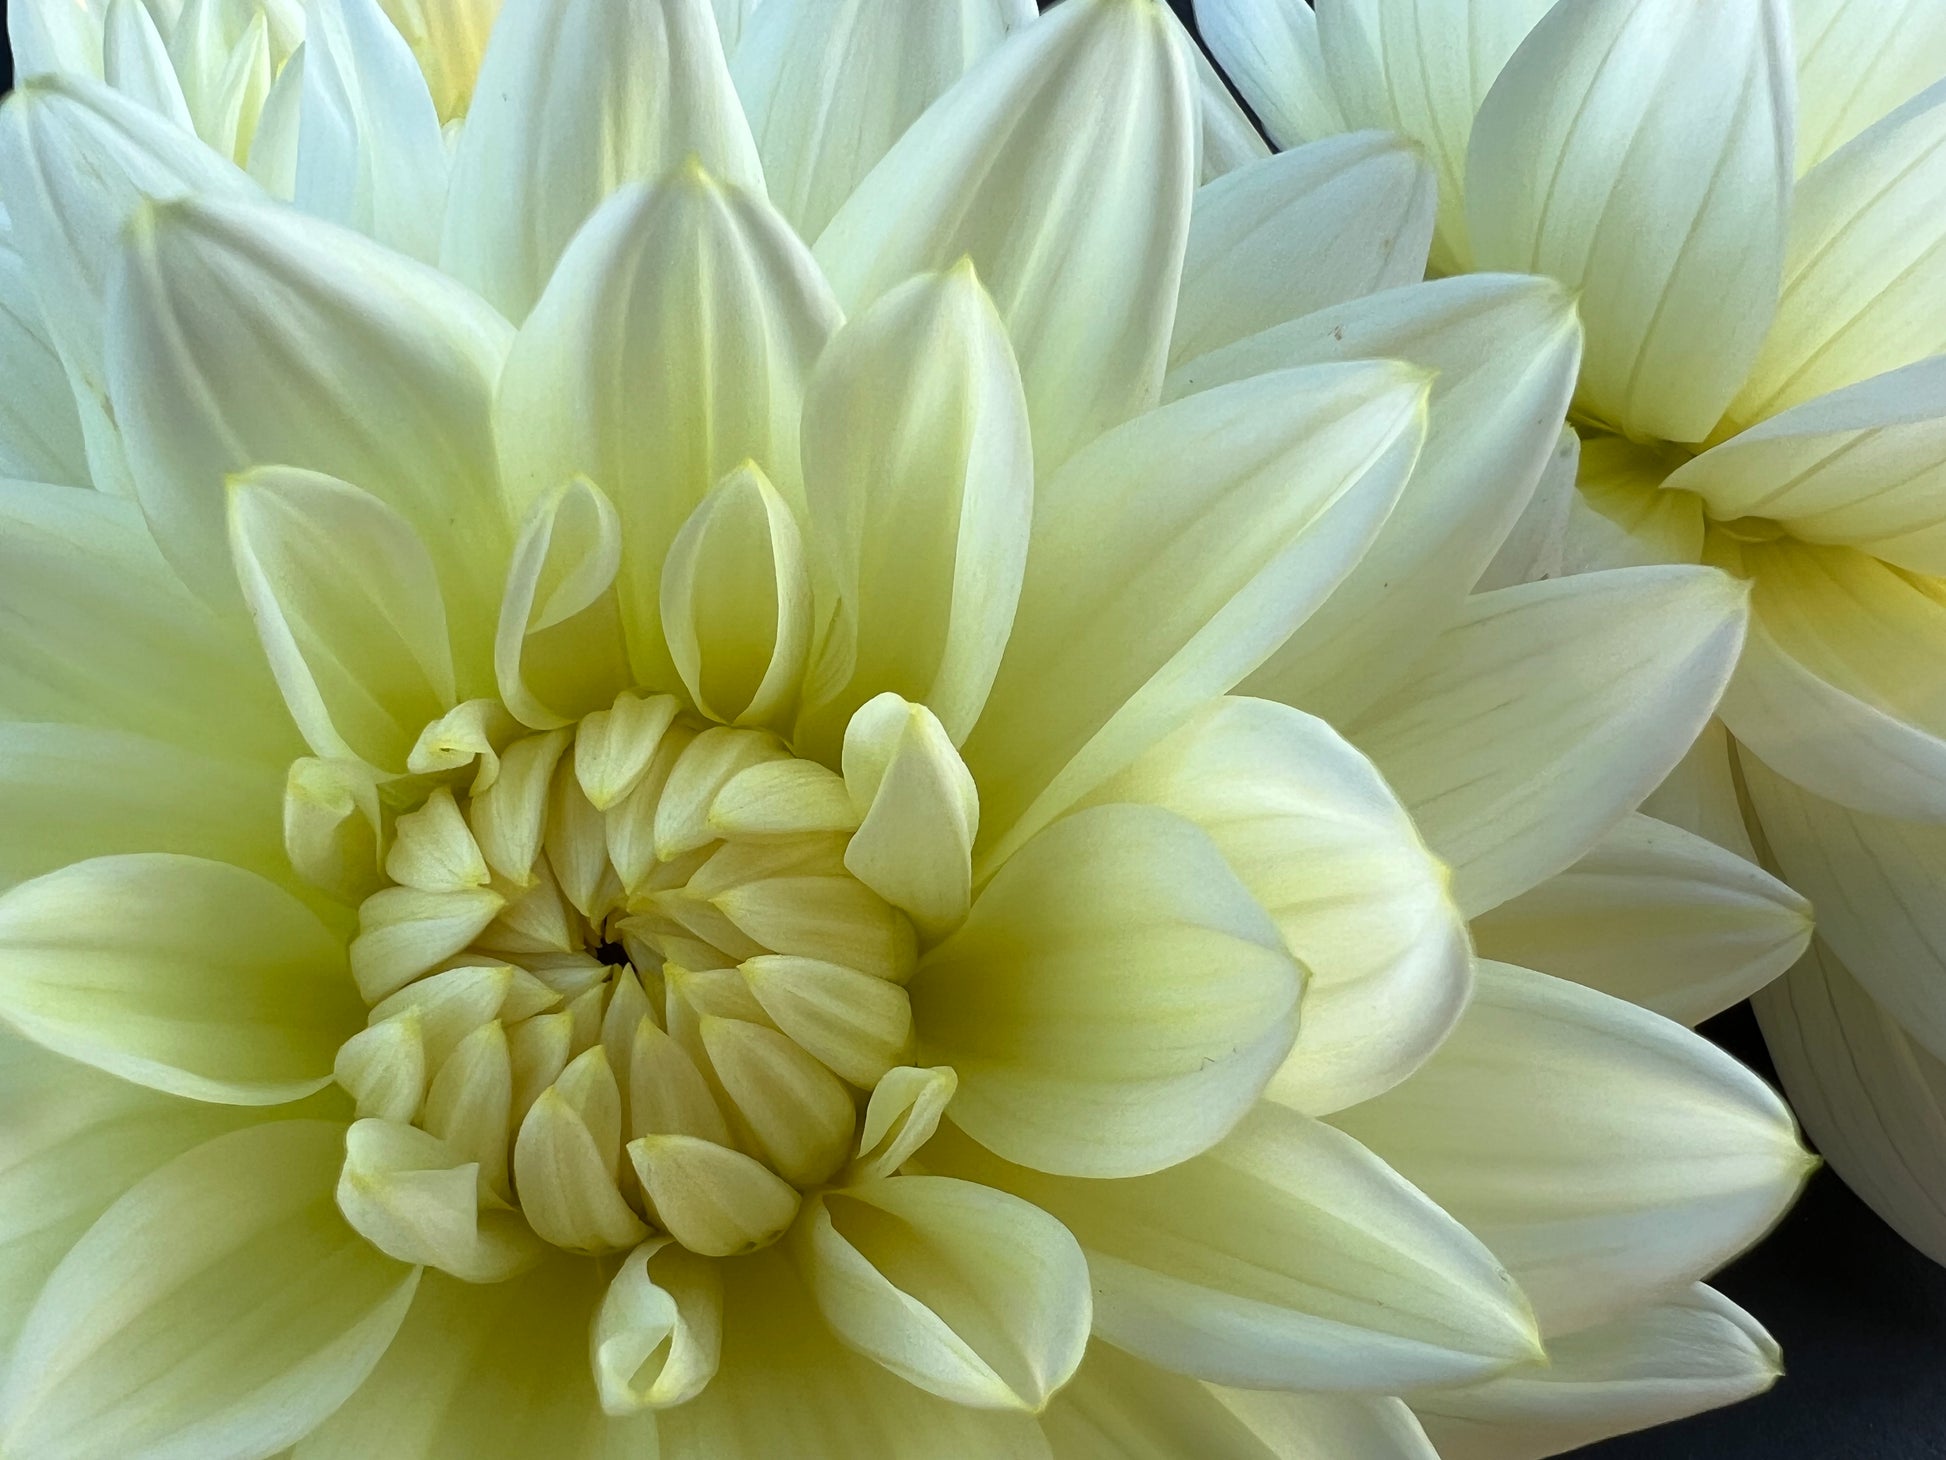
698;1014;855;1186
1192;0;1347;150
965;359;1427;869
1185;26;1271;184
336;1118;546;1282
1171;134;1436;366
1177;275;1583;728
1472;811;1812;1027
1211;1384;1441;1460
101;0;194;131
731;0;1030;240
909;803;1299;1179
814;0;1196;473
1476;428;1581;591
376;0;499;122
284;755;386;904
1090;696;1469;1117
496;477;632;731
841;695;979;941
627;1133;798;1256
105;192;513;617
1351;566;1750;915
1729;80;1946;429
1411;1285;1780;1460
593;1239;721;1413
926;1106;1541;1394
247;42;305;196
1792;0;1946;170
797;265;1032;750
8;0;110;77
0;854;361;1105
1465;0;1793;442
851;1064;958;1182
1559;433;1709;574
0;222;87;487
798;1174;1089;1412
439;0;760;319
0;1120;418;1460
1330;961;1812;1335
1754;938;1946;1265
495;172;838;692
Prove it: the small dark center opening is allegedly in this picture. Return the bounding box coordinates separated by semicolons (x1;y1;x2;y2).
594;939;631;969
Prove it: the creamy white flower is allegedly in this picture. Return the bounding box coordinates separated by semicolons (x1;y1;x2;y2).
0;0;1811;1456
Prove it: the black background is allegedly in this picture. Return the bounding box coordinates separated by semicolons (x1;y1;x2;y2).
2;0;1944;1454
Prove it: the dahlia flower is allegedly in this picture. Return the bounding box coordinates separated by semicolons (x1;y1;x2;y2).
1201;0;1946;1265
0;0;1811;1455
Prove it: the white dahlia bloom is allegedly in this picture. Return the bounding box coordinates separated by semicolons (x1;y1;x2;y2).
1201;0;1946;1268
0;0;1811;1456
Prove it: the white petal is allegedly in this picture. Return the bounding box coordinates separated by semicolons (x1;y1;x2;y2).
1475;427;1581;592
909;803;1299;1179
0;854;361;1105
106;192;512;616
102;0;194;130
1412;1284;1780;1460
1472;812;1812;1027
336;1117;546;1281
8;0;109;77
1090;696;1469;1116
496;476;633;730
0;1120;418;1460
798;1175;1089;1411
0;221;87;487
797;264;1032;750
842;695;980;940
594;1239;721;1412
1213;1385;1441;1460
928;1106;1541;1393
815;0;1196;472
1185;27;1271;184
439;0;760;318
965;360;1427;869
1193;0;1347;149
1171;134;1437;366
1793;0;1946;169
1330;961;1813;1336
1465;0;1793;442
1351;566;1750;914
1556;433;1709;575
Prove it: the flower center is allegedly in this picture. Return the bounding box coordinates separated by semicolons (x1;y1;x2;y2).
331;692;922;1272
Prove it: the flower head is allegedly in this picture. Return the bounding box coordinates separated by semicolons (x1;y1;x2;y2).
0;0;1813;1455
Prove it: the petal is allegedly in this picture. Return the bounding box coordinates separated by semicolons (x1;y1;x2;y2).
1472;812;1812;1027
1175;275;1584;727
1559;433;1708;574
101;0;195;131
1754;938;1946;1265
928;1104;1541;1393
841;695;980;940
439;0;760;319
1350;566;1750;915
0;220;87;487
731;0;1030;240
656;1246;1054;1459
1465;0;1793;442
0;853;362;1105
106;192;513;616
495;171;839;692
964;360;1427;869
1740;749;1946;1060
797;264;1033;750
1040;1342;1288;1460
1089;696;1470;1116
0;1120;418;1460
1192;0;1347;149
1330;961;1813;1335
909;803;1299;1179
8;0;109;77
295;0;449;261
627;1132;800;1256
1211;1385;1441;1460
593;1239;721;1412
797;1174;1090;1412
1185;27;1271;184
229;465;462;774
1712;535;1946;820
815;0;1196;473
1410;1285;1779;1460
0;480;294;765
1728;80;1946;429
1793;0;1946;170
1476;427;1581;591
1170;134;1437;366
336;1118;546;1282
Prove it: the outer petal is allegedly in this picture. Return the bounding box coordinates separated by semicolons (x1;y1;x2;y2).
7;0;110;77
0;1120;418;1460
909;803;1299;1179
1411;1284;1779;1460
0;218;87;486
964;360;1427;868
1350;566;1750;915
1192;0;1347;149
1471;812;1813;1027
815;0;1196;472
294;1258;661;1457
1170;134;1437;366
1331;962;1813;1336
106;193;513;619
439;0;760;319
731;0;1031;240
927;1104;1541;1393
0;854;363;1105
1465;0;1794;442
1174;275;1584;727
494;172;839;693
1213;1386;1440;1460
1089;696;1470;1116
798;265;1032;750
1728;79;1946;430
1755;939;1946;1265
1711;535;1946;821
1792;0;1946;170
